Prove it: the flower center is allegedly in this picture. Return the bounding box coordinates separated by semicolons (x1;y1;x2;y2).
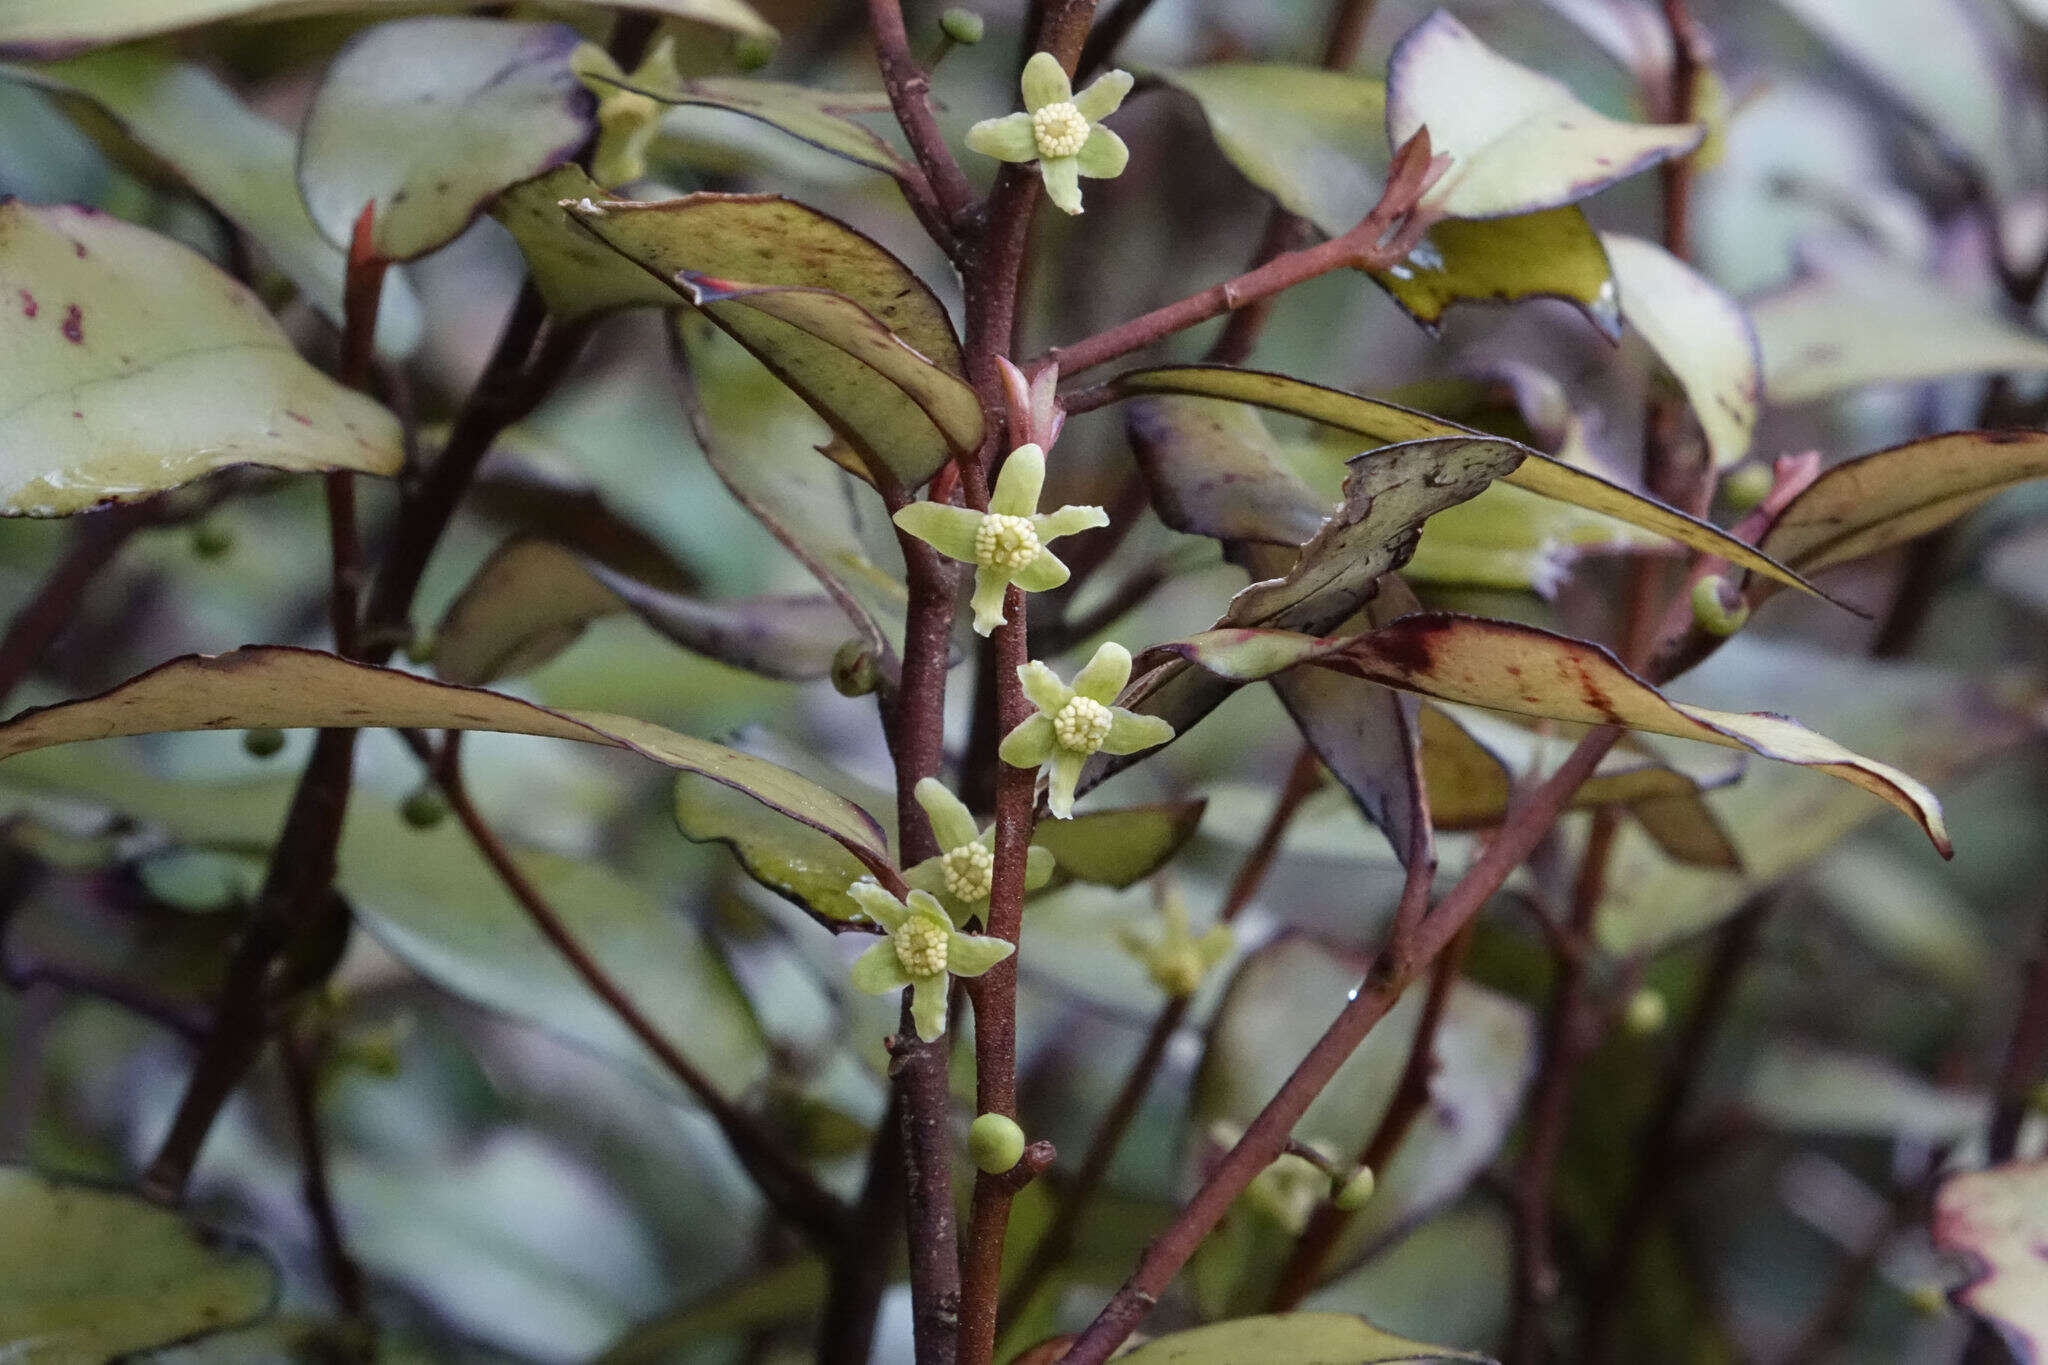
1052;695;1113;752
894;917;950;977
1148;947;1204;998
973;513;1041;572
1031;101;1090;159
939;841;995;901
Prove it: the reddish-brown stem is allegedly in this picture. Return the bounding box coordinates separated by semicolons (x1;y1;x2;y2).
325;205;384;660
865;0;975;230
0;502;156;710
818;1092;907;1365
278;1025;371;1333
1074;0;1158;79
1987;914;2048;1163
1657;0;1704;262
1058;728;1621;1365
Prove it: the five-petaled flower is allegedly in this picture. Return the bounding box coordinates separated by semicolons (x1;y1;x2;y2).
966;52;1133;215
891;442;1106;636
999;641;1174;819
1119;881;1233;998
570;38;681;189
903;778;1056;926
847;880;1014;1041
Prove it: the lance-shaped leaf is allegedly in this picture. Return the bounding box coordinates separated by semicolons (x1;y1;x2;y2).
567;193;978;487
0;646;888;860
1161;613;1952;856
1601;232;1759;467
1155;63;1618;332
1386;9;1702;220
1755;430;2048;591
1935;1159;2048;1360
3;46;423;357
1751;255;2048;402
0;202;402;516
0;1167;277;1357
0;0;774;59
589;72;912;180
436;537;847;686
676;771;870;923
1127;395;1330;550
298;18;595;262
1028;799;1208;888
1118;1313;1494;1364
1101;365;1832;601
493;167;680;318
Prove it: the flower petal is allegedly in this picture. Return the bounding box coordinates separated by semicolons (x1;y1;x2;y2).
915;777;982;851
1020;51;1073;113
1038;155;1084;214
849;940;912;994
1073;67;1133;122
1074;124;1129;180
909;974;950;1041
966;111;1039;163
906;889;953;925
847;879;910;931
1073;640;1133;703
1018;661;1071;714
1000;712;1057;767
1024;844;1056;890
1046;748;1087;819
990;443;1046;518
946;932;1016;978
1032;504;1110;541
1194;925;1235;971
903;857;950;902
1101;708;1174;756
970;565;1011;636
893;501;984;563
1013;548;1070;593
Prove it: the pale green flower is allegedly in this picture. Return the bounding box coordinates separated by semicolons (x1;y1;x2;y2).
966;51;1133;215
998;641;1173;819
1118;881;1233;998
571;38;681;189
891;443;1107;636
846;880;1014;1041
903;778;1056;926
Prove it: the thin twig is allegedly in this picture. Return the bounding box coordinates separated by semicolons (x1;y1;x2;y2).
0;503;157;710
1074;0;1159;79
278;1025;372;1334
865;0;975;232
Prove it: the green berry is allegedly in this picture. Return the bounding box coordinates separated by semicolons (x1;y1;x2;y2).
733;33;775;71
968;1112;1026;1174
940;8;986;44
1721;463;1773;512
401;787;449;830
831;639;882;697
1690;575;1750;638
1624;988;1668;1036
1334;1165;1376;1211
242;727;286;758
189;523;234;560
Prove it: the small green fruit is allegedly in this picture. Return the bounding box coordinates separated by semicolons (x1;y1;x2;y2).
189;523;234;560
242;727;286;758
1721;463;1773;512
401;787;449;830
733;33;775;71
1690;575;1750;638
968;1112;1026;1174
940;8;986;44
831;639;882;697
1333;1165;1376;1211
1624;988;1668;1036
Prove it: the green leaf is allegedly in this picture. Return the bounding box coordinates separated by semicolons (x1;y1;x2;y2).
1935;1159;2048;1359
492;167;681;320
1386;10;1701;220
674;769;871;923
297;18;595;262
1028;800;1207;888
435;537;847;686
1745;1044;1986;1142
2;46;423;357
0;0;774;59
0;645;888;860
1118;1313;1495;1363
1102;365;1833;601
1163;613;1953;856
590;72;911;179
594;1258;827;1363
1751;254;2048;402
1153;64;1617;330
1126;395;1329;548
1758;430;2048;585
567;193;978;486
0;201;402;516
0;1167;277;1359
1601;232;1759;467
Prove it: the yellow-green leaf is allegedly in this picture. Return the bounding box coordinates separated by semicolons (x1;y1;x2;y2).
1029;800;1207;888
1118;1313;1493;1364
1163;613;1952;856
0;1167;277;1359
1601;231;1759;467
2;45;423;357
1386;10;1701;220
1935;1159;2048;1359
0;201;402;516
675;769;870;923
589;71;911;180
0;646;887;859
1384;209;1618;333
298;18;595;262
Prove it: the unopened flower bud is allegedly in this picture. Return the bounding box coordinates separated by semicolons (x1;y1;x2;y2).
1624;988;1668;1036
733;33;775;71
831;640;882;697
1721;463;1773;513
401;786;449;830
1691;575;1750;638
941;8;986;44
1334;1164;1377;1211
969;1112;1026;1173
243;728;286;759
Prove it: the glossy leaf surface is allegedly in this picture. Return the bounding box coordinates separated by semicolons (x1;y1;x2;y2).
1602;231;1759;467
1935;1159;2048;1360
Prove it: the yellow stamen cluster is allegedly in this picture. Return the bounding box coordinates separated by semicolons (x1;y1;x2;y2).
1053;695;1113;752
973;513;1041;571
939;841;996;901
894;916;951;976
1030;101;1090;158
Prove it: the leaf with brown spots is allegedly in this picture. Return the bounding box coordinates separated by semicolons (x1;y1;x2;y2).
1935;1159;2048;1360
1160;612;1953;856
0;201;401;516
592;72;912;180
0;646;889;863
